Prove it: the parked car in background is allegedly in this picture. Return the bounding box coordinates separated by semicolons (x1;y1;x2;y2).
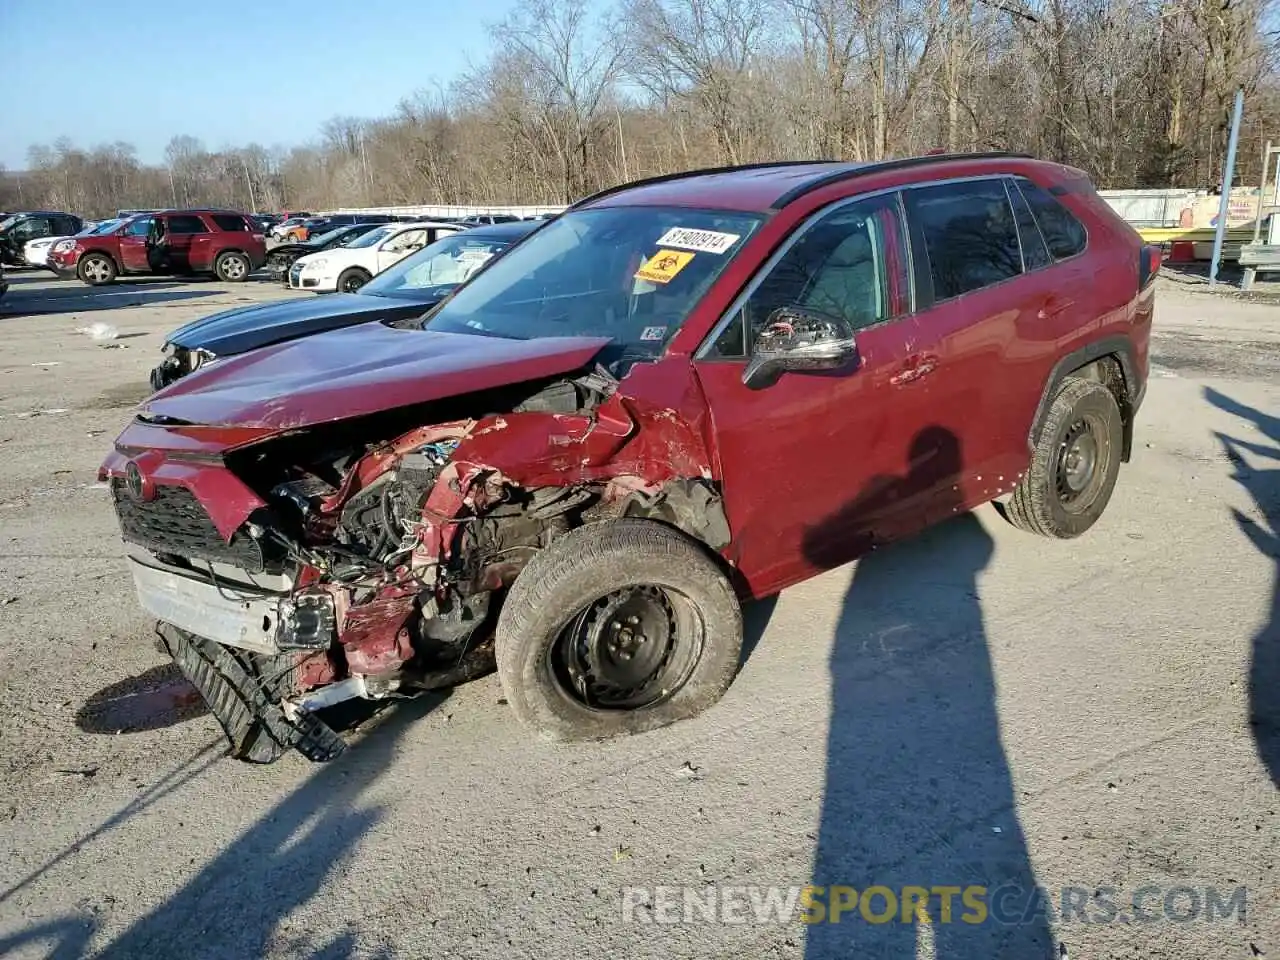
49;210;267;285
23;218;124;268
263;222;388;285
150;219;543;389
288;220;461;292
99;154;1155;763
0;262;7;299
458;214;523;227
269;216;311;240
0;211;85;266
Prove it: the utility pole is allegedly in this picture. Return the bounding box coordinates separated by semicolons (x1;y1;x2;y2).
1209;88;1244;287
241;156;257;213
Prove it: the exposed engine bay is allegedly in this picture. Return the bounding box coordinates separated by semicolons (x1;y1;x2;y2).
109;363;730;763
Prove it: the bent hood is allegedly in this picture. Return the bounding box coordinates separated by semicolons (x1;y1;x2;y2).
165;293;431;357
141;322;612;430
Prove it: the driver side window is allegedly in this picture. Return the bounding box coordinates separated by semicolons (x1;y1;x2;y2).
124;218;152;237
384;229;427;253
709;194;909;358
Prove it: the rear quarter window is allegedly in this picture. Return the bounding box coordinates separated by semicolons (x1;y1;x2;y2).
1015;178;1087;259
211;214;249;232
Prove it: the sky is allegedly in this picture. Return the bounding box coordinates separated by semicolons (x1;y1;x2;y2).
0;0;521;169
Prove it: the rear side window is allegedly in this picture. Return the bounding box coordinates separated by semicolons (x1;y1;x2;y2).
167;215;207;235
1015;178;1087;259
905;179;1023;300
1005;179;1052;271
211;214;249;232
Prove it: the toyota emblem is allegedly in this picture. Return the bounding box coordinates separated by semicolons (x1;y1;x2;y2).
124;461;154;502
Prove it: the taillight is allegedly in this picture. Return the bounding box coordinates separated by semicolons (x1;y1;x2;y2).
1139;243;1162;290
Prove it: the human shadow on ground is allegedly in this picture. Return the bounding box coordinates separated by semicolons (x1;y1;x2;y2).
1205;386;1280;787
802;426;1055;959
0;695;444;959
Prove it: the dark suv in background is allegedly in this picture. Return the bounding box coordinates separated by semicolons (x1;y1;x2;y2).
0;211;84;265
49;210;267;285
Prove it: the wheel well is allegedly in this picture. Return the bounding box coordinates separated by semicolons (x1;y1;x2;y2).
1066;353;1134;461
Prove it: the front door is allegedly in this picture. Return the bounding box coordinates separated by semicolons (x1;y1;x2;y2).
118;217;154;272
377;228;429;273
692;193;966;596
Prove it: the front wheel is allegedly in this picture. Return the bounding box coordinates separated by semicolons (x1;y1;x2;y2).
496;520;743;741
336;267;371;293
1006;376;1123;538
214;251;251;283
77;253;117;285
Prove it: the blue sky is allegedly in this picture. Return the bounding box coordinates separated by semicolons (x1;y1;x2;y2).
0;0;520;169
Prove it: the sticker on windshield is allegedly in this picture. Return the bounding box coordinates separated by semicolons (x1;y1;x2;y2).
640;326;668;341
655;227;741;255
635;249;694;284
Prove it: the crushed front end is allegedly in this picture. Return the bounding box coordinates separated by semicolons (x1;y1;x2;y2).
101;367;727;763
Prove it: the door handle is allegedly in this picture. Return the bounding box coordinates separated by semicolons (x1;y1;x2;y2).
1038;296;1074;320
890;353;938;386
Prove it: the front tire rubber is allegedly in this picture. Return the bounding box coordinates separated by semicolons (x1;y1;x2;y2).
1006;376;1122;538
214;251;251;283
77;253;117;285
337;267;371;293
495;520;743;741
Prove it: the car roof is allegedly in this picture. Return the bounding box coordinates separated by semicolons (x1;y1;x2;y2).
573;153;1037;213
459;220;544;239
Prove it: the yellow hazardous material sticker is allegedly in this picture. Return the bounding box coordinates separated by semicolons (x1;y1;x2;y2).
635;249;694;284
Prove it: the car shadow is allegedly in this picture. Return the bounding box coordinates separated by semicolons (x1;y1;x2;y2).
0;280;220;317
1204;386;1280;787
801;426;1054;958
0;694;444;959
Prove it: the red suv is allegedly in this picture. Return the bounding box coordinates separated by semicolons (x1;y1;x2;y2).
99;154;1156;763
49;210;267;285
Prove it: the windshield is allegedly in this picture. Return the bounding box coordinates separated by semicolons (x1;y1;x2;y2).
362;232;515;298
308;226;356;247
346;225;395;249
423;207;762;361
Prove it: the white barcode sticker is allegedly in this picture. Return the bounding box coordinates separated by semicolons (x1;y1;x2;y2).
655;227;741;255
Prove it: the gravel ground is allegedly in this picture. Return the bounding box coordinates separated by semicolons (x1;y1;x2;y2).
0;269;1277;959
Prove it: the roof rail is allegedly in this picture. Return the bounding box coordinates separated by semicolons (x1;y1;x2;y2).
568;159;841;210
771;151;1034;207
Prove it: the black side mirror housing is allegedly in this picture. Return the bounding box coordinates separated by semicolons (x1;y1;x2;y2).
742;307;860;389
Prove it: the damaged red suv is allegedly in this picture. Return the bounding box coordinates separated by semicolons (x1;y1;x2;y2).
100;154;1155;762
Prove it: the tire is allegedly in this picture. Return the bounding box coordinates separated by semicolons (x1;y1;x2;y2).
1006;376;1123;539
214;251;251;283
77;253;117;286
495;519;743;741
336;267;371;294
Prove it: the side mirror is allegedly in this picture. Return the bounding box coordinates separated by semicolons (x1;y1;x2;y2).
742;307;860;390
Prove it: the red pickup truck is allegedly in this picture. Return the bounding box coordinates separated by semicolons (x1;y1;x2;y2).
49;209;266;285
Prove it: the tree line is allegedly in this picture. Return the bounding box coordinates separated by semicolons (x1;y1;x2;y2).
3;0;1277;219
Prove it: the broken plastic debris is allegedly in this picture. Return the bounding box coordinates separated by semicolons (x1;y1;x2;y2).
76;321;120;341
30;361;61;367
16;408;69;419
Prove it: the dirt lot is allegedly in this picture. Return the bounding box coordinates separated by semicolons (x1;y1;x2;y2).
0;268;1277;959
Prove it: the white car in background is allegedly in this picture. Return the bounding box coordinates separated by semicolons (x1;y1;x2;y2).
288;221;462;293
25;219;123;268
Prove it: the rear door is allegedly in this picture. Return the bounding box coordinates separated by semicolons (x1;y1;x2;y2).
898;177;1037;507
162;214;208;272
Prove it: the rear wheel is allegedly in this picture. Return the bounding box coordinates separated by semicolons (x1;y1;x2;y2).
496;520;743;741
77;253;117;285
214;251;250;283
1006;376;1122;538
337;267;371;293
